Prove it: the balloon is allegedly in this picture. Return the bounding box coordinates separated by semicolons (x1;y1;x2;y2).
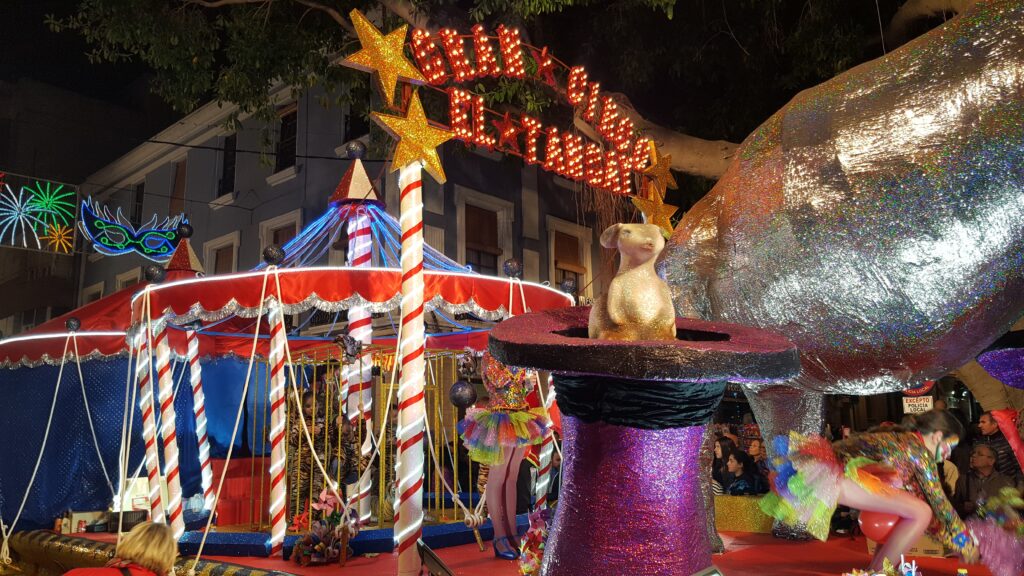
858;511;899;543
449;380;477;408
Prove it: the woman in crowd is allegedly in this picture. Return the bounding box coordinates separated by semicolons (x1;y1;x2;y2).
714;436;739;491
725;450;768;495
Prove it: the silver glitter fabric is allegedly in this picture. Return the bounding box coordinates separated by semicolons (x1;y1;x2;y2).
744;385;824;540
541;417;711;576
700;424;726;553
660;0;1024;395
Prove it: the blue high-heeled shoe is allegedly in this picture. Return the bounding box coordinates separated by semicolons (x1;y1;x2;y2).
493;536;519;560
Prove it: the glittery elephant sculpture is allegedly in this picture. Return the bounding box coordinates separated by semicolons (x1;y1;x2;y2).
659;0;1024;528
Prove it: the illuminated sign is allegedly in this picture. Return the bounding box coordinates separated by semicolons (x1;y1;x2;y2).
79;198;185;262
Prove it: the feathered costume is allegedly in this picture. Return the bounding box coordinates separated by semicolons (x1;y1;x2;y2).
760;430;974;557
458;352;548;465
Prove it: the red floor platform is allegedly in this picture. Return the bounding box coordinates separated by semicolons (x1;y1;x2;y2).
188;532;990;575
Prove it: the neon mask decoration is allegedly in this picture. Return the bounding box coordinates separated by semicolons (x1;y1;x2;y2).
79;198;186;262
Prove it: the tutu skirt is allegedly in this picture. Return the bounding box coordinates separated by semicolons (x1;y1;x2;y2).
760;432;898;541
458;407;548;465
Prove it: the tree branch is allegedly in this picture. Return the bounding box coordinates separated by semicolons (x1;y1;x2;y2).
591;93;738;180
379;0;430;29
183;0;267;7
887;0;976;47
291;0;355;35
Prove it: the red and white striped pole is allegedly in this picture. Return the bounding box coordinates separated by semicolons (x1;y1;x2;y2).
186;329;214;510
266;298;289;556
153;325;185;539
345;211;375;523
534;375;557;509
394;163;426;575
134;320;165;524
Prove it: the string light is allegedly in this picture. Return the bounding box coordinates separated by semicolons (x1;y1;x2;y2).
582;82;602;123
448;88;474;141
603;150;627;195
473;95;496;148
543;127;565;176
521;116;543;165
584;143;605;188
439;28;474;83
630;137;652;172
567;67;588;106
613;116;635;152
497;25;526;78
411;29;447;85
472;25;499;78
597;96;619;142
562;132;585;180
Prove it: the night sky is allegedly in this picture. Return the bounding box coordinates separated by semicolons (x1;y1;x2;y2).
1;1;151;106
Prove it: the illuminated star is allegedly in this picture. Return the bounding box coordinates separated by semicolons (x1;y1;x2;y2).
642;141;677;200
41;224;74;253
371;91;454;184
632;182;679;237
342;9;426;106
532;47;557;87
491;112;521;154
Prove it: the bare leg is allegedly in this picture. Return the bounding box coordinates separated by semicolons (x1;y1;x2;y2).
486;454;511;542
503;446;527;544
837;478;932;570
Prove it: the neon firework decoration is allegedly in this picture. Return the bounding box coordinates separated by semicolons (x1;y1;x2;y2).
409;26;651;195
0;171;78;253
79;198;186;262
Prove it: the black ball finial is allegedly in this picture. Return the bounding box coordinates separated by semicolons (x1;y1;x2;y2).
344;140;367;160
65;317;81;332
449;380;478;408
262;244;286;266
559;276;577;295
503;258;523;279
144;264;167;283
177;222;194;239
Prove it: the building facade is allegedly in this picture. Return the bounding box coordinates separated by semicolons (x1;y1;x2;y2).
78;86;604;335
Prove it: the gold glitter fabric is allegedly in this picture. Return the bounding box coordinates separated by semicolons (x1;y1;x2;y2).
8;531;290;576
341;9;425;106
660;0;1024;396
371;91;453;184
714;495;775;533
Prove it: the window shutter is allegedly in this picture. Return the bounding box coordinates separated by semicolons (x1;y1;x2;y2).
465;204;501;255
554;231;585;274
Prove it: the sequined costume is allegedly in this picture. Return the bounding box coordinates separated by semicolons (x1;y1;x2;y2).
458;353;548;465
761;431;972;556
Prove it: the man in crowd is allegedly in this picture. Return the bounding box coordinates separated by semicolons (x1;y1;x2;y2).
975;411;1023;483
952;444;1015;517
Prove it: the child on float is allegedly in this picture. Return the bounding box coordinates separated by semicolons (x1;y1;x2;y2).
761;409;979;570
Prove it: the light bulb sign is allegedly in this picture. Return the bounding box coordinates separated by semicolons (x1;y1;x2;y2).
79;198;186;262
409;26;652;195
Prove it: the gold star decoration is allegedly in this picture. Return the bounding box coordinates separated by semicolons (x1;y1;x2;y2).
632;181;679;238
342;9;425;106
371;91;453;183
642;141;677;200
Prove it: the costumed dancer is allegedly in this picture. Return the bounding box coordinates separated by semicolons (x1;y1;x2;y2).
761;409;978;570
288;390;336;525
459;352;548;560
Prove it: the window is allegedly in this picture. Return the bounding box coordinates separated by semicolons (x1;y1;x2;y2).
547;216;594;299
219;134;237;197
464;204;500;275
554;231;585;293
170;161;187;215
130;182;145;228
213;245;234;274
455;186;514;276
275;107;297;173
204;231;240;275
116;268;141;291
81;281;104;305
259;209;302;254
